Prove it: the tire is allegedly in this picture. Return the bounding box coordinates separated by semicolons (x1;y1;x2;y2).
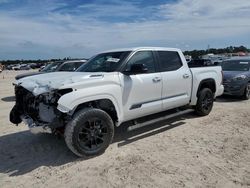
64;108;114;157
9;105;22;124
195;88;214;116
242;83;250;100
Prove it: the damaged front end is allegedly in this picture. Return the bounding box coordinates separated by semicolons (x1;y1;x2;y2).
10;85;72;134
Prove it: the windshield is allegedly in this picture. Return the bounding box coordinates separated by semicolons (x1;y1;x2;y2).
222;60;250;71
41;61;63;72
77;51;131;72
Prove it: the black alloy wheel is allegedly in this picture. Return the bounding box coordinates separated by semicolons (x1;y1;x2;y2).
77;118;108;151
65;108;114;157
195;88;214;116
201;92;214;111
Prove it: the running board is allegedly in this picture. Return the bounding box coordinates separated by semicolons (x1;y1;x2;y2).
127;109;194;131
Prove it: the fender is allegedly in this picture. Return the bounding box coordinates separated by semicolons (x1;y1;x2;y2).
190;67;222;105
57;89;124;124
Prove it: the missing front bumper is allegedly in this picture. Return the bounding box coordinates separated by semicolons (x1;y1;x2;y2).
21;115;52;134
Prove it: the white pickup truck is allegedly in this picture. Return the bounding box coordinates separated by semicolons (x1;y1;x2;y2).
10;47;224;157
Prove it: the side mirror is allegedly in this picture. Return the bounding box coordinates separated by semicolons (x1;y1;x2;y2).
124;64;148;75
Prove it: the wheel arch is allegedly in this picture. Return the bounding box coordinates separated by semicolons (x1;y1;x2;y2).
71;98;121;125
196;78;216;97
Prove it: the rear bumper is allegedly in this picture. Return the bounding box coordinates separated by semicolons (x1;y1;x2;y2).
216;85;224;97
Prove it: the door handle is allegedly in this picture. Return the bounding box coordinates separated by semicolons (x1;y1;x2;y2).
183;74;190;79
152;77;162;83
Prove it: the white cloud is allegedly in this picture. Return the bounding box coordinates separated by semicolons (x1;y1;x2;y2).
160;0;250;20
0;0;250;59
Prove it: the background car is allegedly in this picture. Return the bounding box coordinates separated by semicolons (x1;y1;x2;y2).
12;64;21;70
19;64;31;70
15;59;87;80
0;63;3;72
187;59;214;67
222;57;250;99
38;65;46;71
6;64;14;70
29;63;39;69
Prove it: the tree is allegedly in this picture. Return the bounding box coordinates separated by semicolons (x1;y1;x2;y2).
184;46;250;59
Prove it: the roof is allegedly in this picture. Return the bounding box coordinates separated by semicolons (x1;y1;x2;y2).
225;56;250;61
63;59;87;63
102;47;181;53
52;59;87;64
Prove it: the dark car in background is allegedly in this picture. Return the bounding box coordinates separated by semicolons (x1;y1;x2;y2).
222;58;250;99
15;59;87;80
187;59;214;67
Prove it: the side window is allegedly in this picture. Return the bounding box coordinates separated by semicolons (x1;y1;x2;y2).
58;63;73;71
158;51;183;71
126;51;156;73
74;62;84;70
60;62;85;71
59;62;78;71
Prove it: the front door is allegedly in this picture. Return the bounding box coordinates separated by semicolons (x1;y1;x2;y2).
119;50;162;121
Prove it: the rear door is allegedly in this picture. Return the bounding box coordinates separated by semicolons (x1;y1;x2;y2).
157;50;192;110
119;50;163;121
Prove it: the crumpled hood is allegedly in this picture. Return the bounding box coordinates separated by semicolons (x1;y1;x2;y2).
15;71;44;80
16;72;109;96
223;71;249;81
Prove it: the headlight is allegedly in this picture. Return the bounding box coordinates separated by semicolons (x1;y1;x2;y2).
233;75;247;81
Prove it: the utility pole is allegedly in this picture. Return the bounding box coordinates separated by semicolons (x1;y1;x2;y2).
207;44;210;53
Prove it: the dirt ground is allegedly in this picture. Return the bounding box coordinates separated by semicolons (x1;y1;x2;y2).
0;70;250;188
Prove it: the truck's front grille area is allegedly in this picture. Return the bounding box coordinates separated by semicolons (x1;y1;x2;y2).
15;86;39;121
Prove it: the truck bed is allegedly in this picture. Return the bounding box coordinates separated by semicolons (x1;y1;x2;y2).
189;65;224;105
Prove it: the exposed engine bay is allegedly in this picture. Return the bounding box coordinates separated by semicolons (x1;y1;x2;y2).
10;85;72;133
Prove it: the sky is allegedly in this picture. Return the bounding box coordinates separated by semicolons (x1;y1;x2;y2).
0;0;250;60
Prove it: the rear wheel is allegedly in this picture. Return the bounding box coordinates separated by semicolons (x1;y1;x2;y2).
65;108;114;157
242;83;250;100
195;88;214;116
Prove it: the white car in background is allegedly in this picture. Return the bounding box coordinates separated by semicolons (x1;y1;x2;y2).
12;64;21;70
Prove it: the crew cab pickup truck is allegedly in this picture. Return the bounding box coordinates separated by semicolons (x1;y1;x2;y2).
10;47;224;157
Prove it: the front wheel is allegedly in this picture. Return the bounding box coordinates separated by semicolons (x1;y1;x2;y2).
64;108;114;157
195;88;214;116
242;83;250;100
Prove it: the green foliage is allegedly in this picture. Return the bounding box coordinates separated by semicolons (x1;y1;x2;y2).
184;46;250;59
0;59;51;65
0;58;80;65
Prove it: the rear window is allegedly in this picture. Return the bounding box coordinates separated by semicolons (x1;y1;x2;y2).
158;51;182;71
